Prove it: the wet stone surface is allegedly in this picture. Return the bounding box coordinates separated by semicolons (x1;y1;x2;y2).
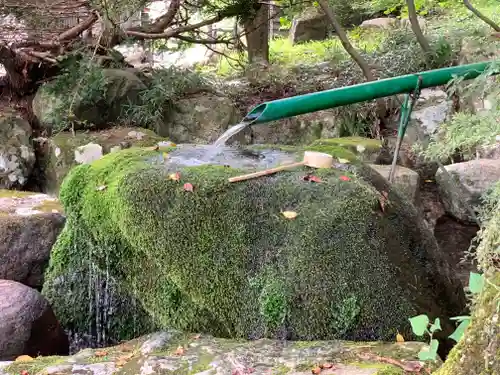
0;331;436;375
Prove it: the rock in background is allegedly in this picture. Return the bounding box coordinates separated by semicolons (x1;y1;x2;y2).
0;279;69;360
0;190;65;290
0;110;36;189
289;7;330;44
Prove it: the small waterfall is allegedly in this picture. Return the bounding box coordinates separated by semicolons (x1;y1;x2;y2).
213;121;252;147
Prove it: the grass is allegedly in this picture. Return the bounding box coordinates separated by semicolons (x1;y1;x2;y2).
200;0;499;78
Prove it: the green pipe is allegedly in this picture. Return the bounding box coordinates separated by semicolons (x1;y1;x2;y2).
244;61;498;124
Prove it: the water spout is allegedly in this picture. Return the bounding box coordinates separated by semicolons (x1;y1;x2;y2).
213;120;253;147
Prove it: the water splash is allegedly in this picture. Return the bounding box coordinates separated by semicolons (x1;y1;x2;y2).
213;121;251;147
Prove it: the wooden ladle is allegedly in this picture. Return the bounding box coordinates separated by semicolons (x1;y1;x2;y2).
228;151;334;183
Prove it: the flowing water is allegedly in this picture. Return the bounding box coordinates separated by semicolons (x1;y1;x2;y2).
213;121;252;147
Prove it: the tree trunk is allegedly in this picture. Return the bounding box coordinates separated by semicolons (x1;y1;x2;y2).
318;0;387;131
463;0;500;32
318;0;374;81
243;3;270;64
406;0;432;55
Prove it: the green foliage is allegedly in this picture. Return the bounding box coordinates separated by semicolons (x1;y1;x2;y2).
409;271;486;360
43;56;108;132
423;63;500;161
122;67;209;129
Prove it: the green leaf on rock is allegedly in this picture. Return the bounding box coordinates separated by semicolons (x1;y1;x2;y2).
468;272;484;294
418;339;439;361
429;318;442;333
409;314;429;336
449;319;471;342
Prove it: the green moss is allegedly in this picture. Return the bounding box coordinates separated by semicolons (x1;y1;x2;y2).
309;137;382;159
374;365;405;375
248;143;358;161
40;128;170;194
4;356;65;375
43;146;465;346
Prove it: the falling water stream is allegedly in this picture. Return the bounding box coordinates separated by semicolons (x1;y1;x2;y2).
213;120;252;147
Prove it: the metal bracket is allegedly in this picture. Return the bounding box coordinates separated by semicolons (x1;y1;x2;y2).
388;76;423;183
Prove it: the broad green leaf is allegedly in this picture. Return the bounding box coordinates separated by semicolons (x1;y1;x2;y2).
469;272;484;294
449;320;471;342
429;318;442;333
450;315;471;322
409;314;429;336
418;339;439;361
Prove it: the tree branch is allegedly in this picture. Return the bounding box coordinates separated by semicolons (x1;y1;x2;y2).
58;10;99;42
125;14;225;40
463;0;500;32
148;0;182;33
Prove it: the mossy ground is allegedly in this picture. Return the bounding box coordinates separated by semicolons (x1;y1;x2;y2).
43;143;465;347
39;127;168;194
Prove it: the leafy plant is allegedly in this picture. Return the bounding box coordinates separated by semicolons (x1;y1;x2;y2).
408;272;485;361
122;67;209;128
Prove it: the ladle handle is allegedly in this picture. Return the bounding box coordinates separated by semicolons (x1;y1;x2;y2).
228;161;305;183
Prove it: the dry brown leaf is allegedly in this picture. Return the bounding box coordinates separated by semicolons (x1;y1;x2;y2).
396;333;405;343
175;346;185;355
320;363;334;369
20;371;29;375
169;172;181;181
147;145;159;151
94;350;108;357
282;211;298;219
183;183;194;192
311;366;322;374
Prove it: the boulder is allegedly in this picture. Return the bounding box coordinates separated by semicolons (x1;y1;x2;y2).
43;143;465;355
360;18;398;30
289;8;329;44
0;330;441;375
35;127;171;194
0;280;69;360
33;69;147;130
400;17;427;32
435;159;500;222
0;190;64;290
369;164;420;204
0;110;36;189
160;93;241;144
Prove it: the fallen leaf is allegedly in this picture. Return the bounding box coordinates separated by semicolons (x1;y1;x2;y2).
424;179;433;183
282;211;298;219
320;363;335;369
15;355;33;362
20;371;29;375
183;183;194;192
396;333;405;343
302;175;322;183
311;367;322;374
169;172;181;181
147;145;159;151
94;350;108;357
175;346;185;355
339;175;351;181
338;158;350;164
96;185;107;191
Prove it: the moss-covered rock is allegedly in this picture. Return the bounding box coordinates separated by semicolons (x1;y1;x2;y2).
33;69;146;130
160;93;241;144
309;137;383;162
0;330;440;375
35;127;170;194
42;144;465;352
